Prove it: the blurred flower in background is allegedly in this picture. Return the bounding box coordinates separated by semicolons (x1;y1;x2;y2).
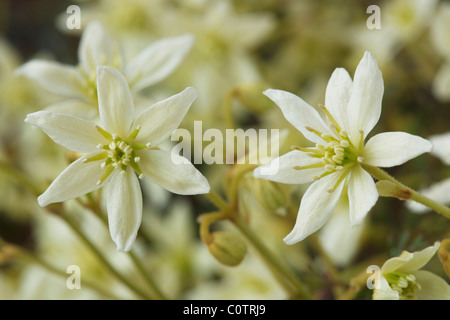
0;0;449;300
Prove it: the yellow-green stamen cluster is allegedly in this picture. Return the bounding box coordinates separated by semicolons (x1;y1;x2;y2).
292;104;364;192
83;125;149;185
384;272;421;299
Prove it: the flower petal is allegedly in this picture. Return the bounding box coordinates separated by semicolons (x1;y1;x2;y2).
78;21;118;74
373;276;399;300
25;111;108;153
97;66;134;137
381;242;440;274
413;270;450;300
125;34;194;92
325;67;353;133
283;172;346;245
37;154;105;207
346;51;384;145
348;164;378;226
363;132;432;167
133;87;197;146
45;99;98;120
15;60;82;98
263;89;331;144
253;150;325;184
106;168;143;252
139;149;210;195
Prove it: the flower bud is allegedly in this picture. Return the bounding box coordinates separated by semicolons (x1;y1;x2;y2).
234;83;275;113
438;239;450;278
207;231;247;267
252;178;290;215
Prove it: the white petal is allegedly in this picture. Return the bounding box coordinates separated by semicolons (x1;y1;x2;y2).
139;150;210;195
373;276;399;300
363;132;432;167
37;154;105;207
97;66;134;137
325;68;353;133
414;270;450;300
253;150;325;184
429;131;450;165
25;111;107;153
45;99;98;120
106;168;142;252
283;172;346;245
348;165;378;226
78;21;118;73
133;87;197;146
125;34;194;92
347;51;384;145
263;89;331;144
15;60;82;98
381;242;440;274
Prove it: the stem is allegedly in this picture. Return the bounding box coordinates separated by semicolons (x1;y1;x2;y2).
202;190;310;299
55;210;155;300
362;163;450;219
233;215;311;299
0;237;120;299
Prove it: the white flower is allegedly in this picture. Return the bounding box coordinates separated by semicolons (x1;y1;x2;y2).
254;51;432;245
16;21;194;117
24;66;210;251
373;242;450;300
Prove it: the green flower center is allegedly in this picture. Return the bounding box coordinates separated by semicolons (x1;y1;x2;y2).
292;104;364;192
384;272;421;300
83;125;150;185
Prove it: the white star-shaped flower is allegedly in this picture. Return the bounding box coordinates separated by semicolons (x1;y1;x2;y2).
17;21;194;117
254;51;432;245
373;242;450;300
25;66;210;251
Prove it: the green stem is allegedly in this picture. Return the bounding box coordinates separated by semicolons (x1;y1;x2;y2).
232;215;311;299
362;163;450;219
0;237;120;299
55;210;155;300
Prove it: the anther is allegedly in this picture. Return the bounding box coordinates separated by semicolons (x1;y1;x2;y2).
357;156;364;163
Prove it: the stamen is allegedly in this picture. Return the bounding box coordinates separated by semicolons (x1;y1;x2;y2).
82;151;107;163
128;125;141;140
318;104;342;132
96;126;113;140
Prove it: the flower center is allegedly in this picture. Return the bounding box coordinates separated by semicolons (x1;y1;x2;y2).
384;272;421;300
292;104;364;192
83;125;150;185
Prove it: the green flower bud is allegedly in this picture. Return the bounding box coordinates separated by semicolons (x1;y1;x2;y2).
252;178;290;215
234;83;275;113
207;232;247;267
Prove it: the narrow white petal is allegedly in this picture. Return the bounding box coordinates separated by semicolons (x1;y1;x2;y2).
37;155;105;207
78;21;118;73
139;150;210;195
324;68;353;133
106;168;142;252
283;172;346;245
25;111;107;153
133;87;197;146
348;165;378;226
363;132;432;167
263;89;331;144
347;51;384;145
381;242;440;274
15;60;82;98
429;132;450;165
97;66;134;137
125;34;194;92
253;150;325;184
